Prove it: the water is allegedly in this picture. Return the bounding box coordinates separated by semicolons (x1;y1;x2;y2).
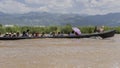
0;35;120;68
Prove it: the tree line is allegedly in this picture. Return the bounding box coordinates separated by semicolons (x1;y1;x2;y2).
0;24;118;34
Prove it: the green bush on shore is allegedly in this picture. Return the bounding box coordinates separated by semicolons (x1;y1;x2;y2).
0;24;119;34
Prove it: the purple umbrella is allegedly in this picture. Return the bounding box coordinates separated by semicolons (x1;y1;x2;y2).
72;27;81;35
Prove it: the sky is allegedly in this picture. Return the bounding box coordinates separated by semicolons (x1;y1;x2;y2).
0;0;120;15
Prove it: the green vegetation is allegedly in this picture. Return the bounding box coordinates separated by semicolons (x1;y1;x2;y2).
0;24;119;34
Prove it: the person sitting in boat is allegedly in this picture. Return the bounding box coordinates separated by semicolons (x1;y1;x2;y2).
69;30;81;36
49;32;55;37
74;31;81;36
26;29;30;36
41;32;45;37
35;32;39;37
22;29;30;37
12;33;17;37
22;31;25;37
57;32;63;36
94;26;99;33
16;32;20;37
22;31;27;37
31;32;39;37
8;32;12;37
69;31;75;36
31;32;35;37
4;32;12;37
99;26;104;32
72;27;81;36
94;26;104;33
4;32;10;37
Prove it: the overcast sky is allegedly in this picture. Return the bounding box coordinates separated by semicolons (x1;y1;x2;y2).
0;0;120;15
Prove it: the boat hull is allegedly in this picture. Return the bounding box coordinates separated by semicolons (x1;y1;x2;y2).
48;30;116;39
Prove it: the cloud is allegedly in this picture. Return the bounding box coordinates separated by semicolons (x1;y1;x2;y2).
74;0;120;15
0;0;31;14
25;0;73;13
0;0;50;14
0;0;120;15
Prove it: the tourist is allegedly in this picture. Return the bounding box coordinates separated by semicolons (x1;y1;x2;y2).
26;29;30;36
50;32;55;37
99;26;104;32
12;33;17;37
69;31;75;36
31;32;35;37
16;32;20;37
4;32;9;37
94;26;99;33
57;32;63;36
35;32;39;37
94;26;104;33
22;29;30;37
41;32;45;37
22;31;26;37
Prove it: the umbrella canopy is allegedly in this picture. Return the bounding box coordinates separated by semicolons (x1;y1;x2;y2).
72;27;81;35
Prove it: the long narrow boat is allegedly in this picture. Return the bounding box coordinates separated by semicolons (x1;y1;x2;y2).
0;30;116;40
47;30;116;39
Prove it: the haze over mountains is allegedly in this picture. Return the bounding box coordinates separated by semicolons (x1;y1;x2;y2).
0;12;120;26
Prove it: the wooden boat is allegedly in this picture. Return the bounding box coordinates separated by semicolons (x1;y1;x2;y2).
47;30;116;39
0;30;116;40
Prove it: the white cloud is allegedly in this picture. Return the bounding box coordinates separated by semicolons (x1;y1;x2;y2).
0;0;31;14
25;0;49;5
25;0;73;13
0;0;50;14
33;6;49;12
0;0;120;15
77;0;120;15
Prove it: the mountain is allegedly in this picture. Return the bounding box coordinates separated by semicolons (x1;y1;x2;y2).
0;12;120;26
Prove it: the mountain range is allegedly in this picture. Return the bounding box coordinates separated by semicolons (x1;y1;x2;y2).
0;12;120;26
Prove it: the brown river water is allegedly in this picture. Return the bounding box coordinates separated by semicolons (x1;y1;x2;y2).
0;34;120;68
